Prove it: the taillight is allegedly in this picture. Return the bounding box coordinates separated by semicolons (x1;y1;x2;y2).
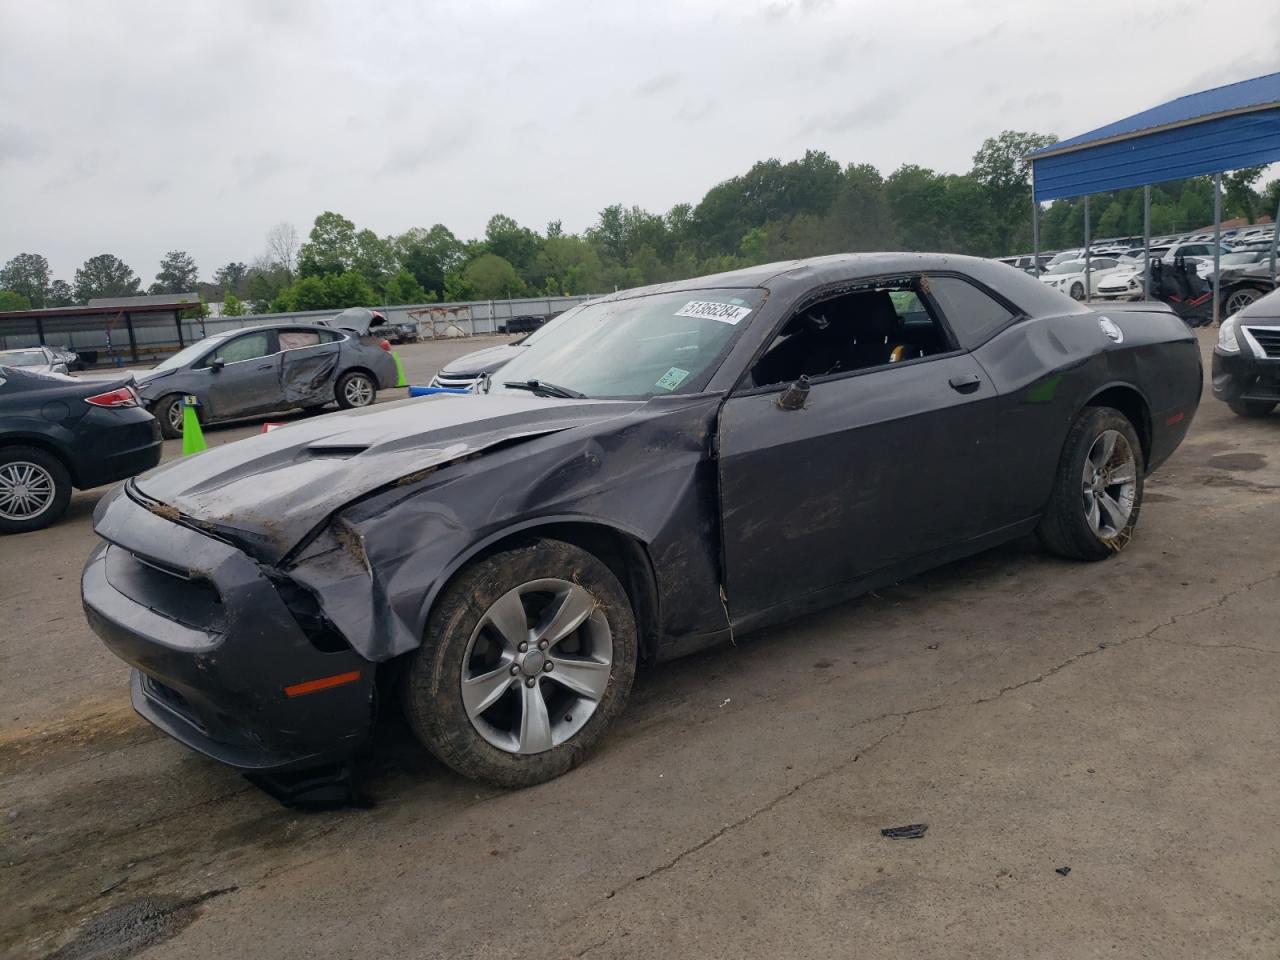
85;386;139;408
379;339;391;352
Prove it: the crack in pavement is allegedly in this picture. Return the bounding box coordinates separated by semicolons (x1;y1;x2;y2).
565;568;1280;936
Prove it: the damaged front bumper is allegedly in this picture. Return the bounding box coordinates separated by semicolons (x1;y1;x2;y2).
81;484;376;773
1212;346;1280;403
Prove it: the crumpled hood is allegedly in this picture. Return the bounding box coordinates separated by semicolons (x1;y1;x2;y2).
439;342;526;377
133;393;636;561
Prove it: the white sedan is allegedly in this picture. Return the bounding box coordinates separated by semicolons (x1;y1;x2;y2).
1039;258;1123;300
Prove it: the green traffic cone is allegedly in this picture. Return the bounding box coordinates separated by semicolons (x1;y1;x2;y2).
181;395;207;455
392;351;408;388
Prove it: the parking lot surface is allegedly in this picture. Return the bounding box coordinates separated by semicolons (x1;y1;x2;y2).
2;331;1278;959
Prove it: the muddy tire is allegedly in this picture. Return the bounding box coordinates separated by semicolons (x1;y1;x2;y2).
1037;407;1144;561
335;371;376;410
0;445;72;534
402;538;638;787
1227;399;1276;418
155;394;186;439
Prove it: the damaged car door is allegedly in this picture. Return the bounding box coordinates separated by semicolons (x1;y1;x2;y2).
278;328;342;407
202;329;282;419
717;276;1001;624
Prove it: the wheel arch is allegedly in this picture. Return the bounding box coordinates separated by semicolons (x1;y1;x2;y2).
1083;383;1152;467
414;517;663;663
0;433;79;487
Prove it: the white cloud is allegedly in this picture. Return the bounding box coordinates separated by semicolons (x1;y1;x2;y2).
0;0;1276;280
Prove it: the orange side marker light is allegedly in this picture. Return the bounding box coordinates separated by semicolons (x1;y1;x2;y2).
284;670;362;698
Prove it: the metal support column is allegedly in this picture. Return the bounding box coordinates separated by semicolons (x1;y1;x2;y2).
175;313;185;348
1083;196;1092;302
1031;166;1040;274
1212;172;1222;326
1142;185;1151;300
35;315;46;346
125;311;139;364
1270;192;1280;283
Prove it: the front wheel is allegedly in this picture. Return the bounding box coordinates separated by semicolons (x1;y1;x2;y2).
402;538;638;787
1037;407;1144;561
155;394;186;440
1227;399;1276;418
0;446;72;534
1223;287;1262;317
336;371;376;409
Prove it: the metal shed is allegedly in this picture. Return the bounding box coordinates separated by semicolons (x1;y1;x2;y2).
1027;71;1280;322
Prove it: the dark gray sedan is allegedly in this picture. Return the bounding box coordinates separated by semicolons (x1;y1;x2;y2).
84;253;1202;800
135;314;398;438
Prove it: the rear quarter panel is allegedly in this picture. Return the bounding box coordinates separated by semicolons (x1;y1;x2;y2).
972;309;1199;522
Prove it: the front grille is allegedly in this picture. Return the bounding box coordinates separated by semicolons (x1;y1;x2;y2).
430;374;479;390
104;546;225;633
1244;326;1280;358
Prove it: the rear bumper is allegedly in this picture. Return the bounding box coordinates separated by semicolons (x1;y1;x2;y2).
72;411;163;489
81;485;375;773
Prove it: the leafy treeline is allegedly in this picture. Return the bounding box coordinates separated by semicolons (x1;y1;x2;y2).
3;130;1277;315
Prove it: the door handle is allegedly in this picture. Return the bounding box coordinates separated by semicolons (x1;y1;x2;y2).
948;373;982;393
257;364;273;370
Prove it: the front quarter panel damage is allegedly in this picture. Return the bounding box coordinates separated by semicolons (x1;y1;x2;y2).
285;397;727;662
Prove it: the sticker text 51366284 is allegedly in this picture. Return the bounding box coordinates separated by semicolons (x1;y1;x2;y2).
675;301;753;325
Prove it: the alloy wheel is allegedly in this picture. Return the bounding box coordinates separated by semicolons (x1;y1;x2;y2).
167;400;184;433
344;375;374;406
0;461;57;521
1225;289;1260;316
1081;429;1137;539
460;578;613;755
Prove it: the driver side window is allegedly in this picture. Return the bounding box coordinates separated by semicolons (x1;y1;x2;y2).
749;278;952;388
207;331;273;366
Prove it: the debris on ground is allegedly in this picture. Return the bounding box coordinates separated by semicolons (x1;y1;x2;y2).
880;823;928;840
1055;866;1071;876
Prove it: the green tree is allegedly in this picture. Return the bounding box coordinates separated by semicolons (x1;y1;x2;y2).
395;224;464;299
298;211;358;277
46;279;74;307
531;236;605;294
0;290;31;312
222;292;245;316
483;214;541;279
352;229;397;290
382;268;430;305
0;253;51;307
150;250;199;294
1224;167;1265;223
213;261;249;295
462;253;523;299
970;130;1058;254
73;254;141;302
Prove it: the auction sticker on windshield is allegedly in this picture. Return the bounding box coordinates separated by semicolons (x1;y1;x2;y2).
675;301;753;325
655;367;690;391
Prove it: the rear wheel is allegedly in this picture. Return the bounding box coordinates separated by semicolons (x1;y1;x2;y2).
1223;287;1263;316
0;446;72;534
1227;399;1276;418
155;394;185;439
402;538;638;787
336;371;376;409
1037;407;1144;560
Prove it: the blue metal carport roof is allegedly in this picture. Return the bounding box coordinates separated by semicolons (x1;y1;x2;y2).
1028;71;1280;202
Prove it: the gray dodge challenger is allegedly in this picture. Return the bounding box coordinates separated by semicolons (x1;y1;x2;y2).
82;254;1201;797
135;308;399;438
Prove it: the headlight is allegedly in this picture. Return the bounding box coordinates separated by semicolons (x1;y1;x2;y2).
1217;316;1240;353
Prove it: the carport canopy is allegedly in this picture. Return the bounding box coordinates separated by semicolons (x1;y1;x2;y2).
1027;70;1280;202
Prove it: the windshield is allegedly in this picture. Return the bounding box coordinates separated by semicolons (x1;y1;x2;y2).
153;334;228;371
0;351;46;367
490;288;764;399
1220;252;1262;265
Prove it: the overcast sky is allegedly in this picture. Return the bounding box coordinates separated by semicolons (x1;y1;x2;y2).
2;0;1277;282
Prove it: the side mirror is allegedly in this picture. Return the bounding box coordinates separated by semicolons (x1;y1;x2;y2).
209;357;225;372
776;375;811;411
